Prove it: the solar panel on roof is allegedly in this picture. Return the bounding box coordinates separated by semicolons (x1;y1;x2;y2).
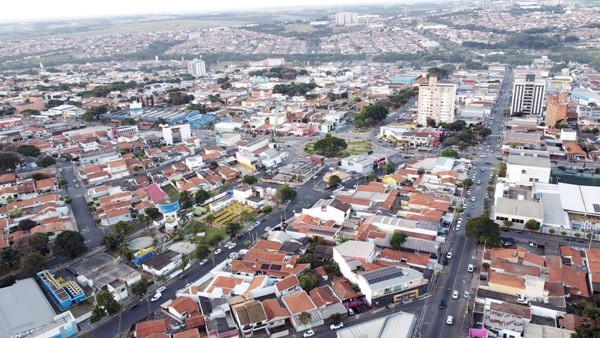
271;265;282;271
260;264;270;270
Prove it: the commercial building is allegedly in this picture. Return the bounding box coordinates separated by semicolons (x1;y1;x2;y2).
0;278;78;338
163;123;192;145
417;76;457;125
506;150;551;186
187;59;206;77
335;312;417;338
356;266;428;306
511;74;546;116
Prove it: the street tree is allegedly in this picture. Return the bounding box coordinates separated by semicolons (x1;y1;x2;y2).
498;162;507;177
328;175;342;189
90;290;121;323
463;178;473;188
20;253;47;277
53;230;88;258
242;175;258;185
385;162;396;174
36;156;56;168
298;312;312;326
179;190;193;209
194;245;211;260
525;219;541;231
17;145;41;157
131;278;152;298
465;216;501;247
13;234;49;256
226;221;243;238
390;232;407;250
441;148;459;158
276;184;297;204
329;313;343;323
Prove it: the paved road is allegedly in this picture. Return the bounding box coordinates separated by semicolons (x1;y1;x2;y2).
422;69;514;338
57;160;105;249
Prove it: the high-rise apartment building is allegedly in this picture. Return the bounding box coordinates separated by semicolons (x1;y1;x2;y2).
417;76;457;126
545;92;569;127
511;74;546;116
335;12;358;26
187;59;206;77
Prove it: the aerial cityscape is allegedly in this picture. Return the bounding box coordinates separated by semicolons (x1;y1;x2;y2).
1;0;600;338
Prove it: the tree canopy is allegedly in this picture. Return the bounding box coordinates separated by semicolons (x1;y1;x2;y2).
299;272;318;292
313;134;348;157
0;153;20;169
465;217;501;247
276;184;297;204
390;232;407;250
440;148;459;158
354;103;389;129
17;145;41;157
20;253;47;277
242;175;258;185
328;175;342;189
36;156;56;168
53;230;88;258
525;219;541;231
90;290;121;323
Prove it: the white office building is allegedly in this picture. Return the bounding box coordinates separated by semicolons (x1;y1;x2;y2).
506;149;551;186
335;12;358;25
187;59;207;77
162;123;191;145
511;74;546;115
417;76;457;126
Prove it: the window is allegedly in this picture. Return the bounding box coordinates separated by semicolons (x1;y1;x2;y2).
496;216;507;221
384;288;391;294
521;170;526;174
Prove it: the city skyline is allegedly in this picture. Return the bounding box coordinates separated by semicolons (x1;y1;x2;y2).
0;0;419;22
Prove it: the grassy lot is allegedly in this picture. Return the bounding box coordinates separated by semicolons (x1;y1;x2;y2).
284;25;316;33
212;202;254;226
303;140;373;157
161;184;180;199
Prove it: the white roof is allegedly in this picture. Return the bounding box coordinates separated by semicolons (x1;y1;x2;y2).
558;183;600;216
334;240;374;259
336;311;417;338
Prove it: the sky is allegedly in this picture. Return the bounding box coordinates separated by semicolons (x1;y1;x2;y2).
1;0;413;22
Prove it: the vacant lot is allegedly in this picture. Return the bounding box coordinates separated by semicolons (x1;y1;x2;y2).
303;139;373;157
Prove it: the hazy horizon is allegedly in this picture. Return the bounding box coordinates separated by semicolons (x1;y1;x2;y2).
1;0;431;23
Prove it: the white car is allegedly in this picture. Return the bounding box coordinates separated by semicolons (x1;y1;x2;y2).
446;252;452;260
264;227;272;232
225;241;233;247
446;315;454;325
200;258;208;265
156;286;166;293
471;197;476;202
229;252;238;259
303;329;315;337
330;322;344;330
466;190;471;196
452;290;459;299
150;293;162;302
214;248;222;255
228;242;237;249
468;264;474;272
464;291;470;298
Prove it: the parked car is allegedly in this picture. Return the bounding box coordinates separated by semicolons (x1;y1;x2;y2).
446;316;454;325
446;252;453;260
439;300;446;309
303;329;315;337
151;293;162;302
214;248;222;255
348;308;355;316
528;242;538;248
464;291;470;298
200;258;208;265
471;197;476;202
330;322;344;330
156;286;166;293
452;290;459;299
264;227;272;232
468;264;474;272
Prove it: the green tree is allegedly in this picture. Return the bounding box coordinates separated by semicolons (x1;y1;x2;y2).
385;162;396;174
525;219;541;231
503;220;513;228
390;232;407;250
299;272;318;292
146;207;160;219
17;145;41;157
298;311;312;326
53;230;88;258
205;214;216;227
18;219;38;231
13;234;49;256
195;189;211;205
131;278;152;298
194;244;211;260
90;290;121;323
276;184;297;204
226;221;243;238
36;156;56;168
102;231;124;251
323;261;341;277
354;103;389;129
329;312;343;323
261;205;273;214
0;153;20;169
440;148;459;158
312;134;348;157
498;162;507;178
20;253;47;277
465;216;501;247
463;178;473;188
179;190;193;209
328;175;342;189
417;168;425;175
426;117;437;128
242;175;258;185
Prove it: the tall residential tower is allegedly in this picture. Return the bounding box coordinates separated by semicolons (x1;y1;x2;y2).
187;59;206;77
417;76;457;126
